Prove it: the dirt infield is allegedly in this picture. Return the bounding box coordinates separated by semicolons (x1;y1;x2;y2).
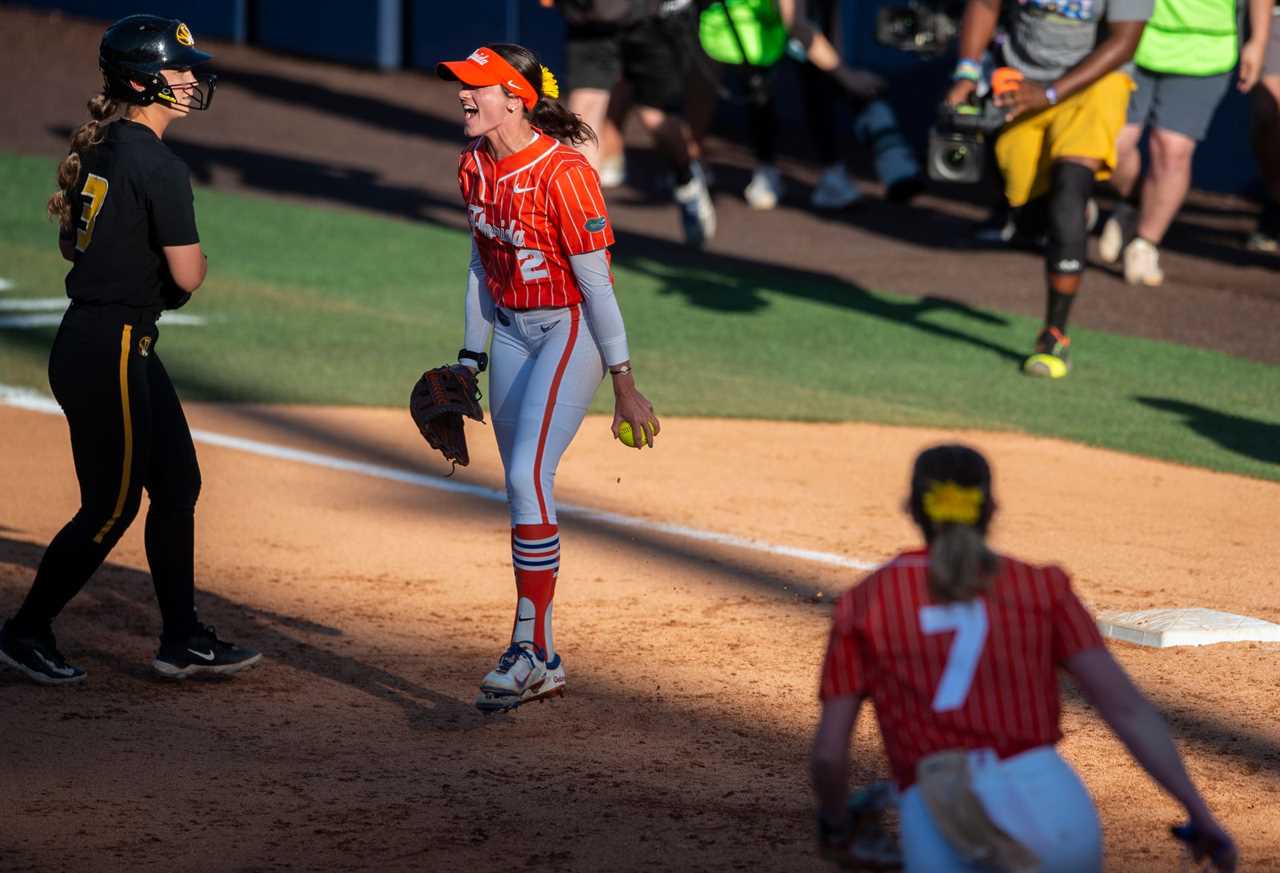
1;7;1277;364
3;401;1280;872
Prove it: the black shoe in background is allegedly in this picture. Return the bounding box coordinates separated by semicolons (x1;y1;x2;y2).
0;621;87;685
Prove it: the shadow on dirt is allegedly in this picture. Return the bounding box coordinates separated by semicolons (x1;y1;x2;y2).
0;533;485;731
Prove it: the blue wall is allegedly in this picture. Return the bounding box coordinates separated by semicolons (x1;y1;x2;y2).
12;0;247;41
253;0;402;69
406;0;566;75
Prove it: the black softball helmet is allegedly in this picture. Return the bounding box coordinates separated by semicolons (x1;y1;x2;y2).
100;15;216;110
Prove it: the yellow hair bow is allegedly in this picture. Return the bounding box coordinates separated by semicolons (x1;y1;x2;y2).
922;481;984;526
541;65;559;100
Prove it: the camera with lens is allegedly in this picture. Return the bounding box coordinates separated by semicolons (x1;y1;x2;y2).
875;0;963;56
926;98;1005;184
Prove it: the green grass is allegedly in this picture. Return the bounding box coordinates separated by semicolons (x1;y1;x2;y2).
2;152;1277;480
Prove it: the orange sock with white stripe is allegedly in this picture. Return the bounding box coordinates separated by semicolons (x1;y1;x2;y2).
511;523;559;661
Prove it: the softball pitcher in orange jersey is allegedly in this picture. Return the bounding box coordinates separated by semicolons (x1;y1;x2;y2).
436;44;660;713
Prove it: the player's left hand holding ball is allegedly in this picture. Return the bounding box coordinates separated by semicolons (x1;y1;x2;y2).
609;364;660;449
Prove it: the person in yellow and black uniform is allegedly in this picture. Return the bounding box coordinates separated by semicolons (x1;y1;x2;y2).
0;15;260;685
948;0;1152;379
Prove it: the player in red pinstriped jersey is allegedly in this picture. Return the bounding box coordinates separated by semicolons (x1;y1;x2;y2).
435;44;660;713
810;445;1236;872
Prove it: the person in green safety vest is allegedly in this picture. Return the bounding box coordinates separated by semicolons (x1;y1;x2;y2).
696;0;921;210
1099;0;1273;284
1246;0;1280;251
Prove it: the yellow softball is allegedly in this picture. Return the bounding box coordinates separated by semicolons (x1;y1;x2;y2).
617;420;654;449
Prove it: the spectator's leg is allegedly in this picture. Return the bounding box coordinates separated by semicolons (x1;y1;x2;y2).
1136;127;1195;245
1098;68;1153;263
564;30;624;170
1111;124;1144;199
568;88;611;169
629;107;689;183
1125;69;1230;280
625;9;715;243
1098;122;1143;262
598;78;631;185
743;70;783;209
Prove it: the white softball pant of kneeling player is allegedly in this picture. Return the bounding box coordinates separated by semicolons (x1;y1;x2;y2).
488;303;605;526
899;746;1102;873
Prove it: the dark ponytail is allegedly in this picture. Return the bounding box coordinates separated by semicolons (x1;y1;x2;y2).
907;444;999;603
487;42;597;147
48;91;121;229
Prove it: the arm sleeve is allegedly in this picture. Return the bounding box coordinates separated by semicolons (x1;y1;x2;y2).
147;158;200;247
462;240;494;357
549;164;615;256
1051;569;1106;664
569;249;630;367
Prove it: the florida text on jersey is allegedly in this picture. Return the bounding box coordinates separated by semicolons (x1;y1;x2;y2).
458;131;615;310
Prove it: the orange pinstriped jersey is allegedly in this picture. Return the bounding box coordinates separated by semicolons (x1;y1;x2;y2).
820;549;1104;789
458;131;614;310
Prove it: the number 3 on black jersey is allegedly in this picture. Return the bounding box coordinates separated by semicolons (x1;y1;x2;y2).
76;173;110;253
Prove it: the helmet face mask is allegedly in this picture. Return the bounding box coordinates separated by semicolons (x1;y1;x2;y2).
99;15;216;111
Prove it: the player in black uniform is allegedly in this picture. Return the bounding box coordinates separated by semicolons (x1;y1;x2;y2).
0;15;260;684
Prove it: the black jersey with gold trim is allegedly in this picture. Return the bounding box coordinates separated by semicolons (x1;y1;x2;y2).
64;119;199;311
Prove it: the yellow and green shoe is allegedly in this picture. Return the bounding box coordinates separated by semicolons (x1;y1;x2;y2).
1023;327;1071;379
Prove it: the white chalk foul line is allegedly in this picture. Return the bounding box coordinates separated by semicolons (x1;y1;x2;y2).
0;299;207;329
0;385;878;572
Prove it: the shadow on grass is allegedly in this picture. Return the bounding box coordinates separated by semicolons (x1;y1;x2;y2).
1136;397;1280;468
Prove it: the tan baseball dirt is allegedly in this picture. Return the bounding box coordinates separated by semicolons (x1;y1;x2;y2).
2;401;1278;872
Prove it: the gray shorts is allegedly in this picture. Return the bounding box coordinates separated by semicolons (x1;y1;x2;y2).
1127;66;1233;141
1266;12;1280;78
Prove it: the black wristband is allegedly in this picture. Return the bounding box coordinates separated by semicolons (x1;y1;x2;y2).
458;349;488;372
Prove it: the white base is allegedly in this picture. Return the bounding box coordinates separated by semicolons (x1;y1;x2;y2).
1097;608;1280;648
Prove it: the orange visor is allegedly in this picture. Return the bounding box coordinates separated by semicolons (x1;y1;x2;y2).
437;47;538;111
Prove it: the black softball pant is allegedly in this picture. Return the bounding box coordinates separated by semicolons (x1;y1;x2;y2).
11;304;201;642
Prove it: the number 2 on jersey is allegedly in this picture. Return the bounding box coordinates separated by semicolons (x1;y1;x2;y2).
517;248;549;281
919;600;989;712
77;173;110;253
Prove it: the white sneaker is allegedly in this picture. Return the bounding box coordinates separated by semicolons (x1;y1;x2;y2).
1099;203;1135;264
743;165;784;210
474;642;563;712
674;165;716;247
1123;237;1165;287
1098;216;1125;264
810;164;862;210
598;154;625;189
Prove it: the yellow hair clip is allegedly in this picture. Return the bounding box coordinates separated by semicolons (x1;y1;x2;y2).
540;65;559;100
922;480;984;526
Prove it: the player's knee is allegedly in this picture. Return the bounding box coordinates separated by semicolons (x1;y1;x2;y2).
148;473;201;514
504;464;541;519
1045;162;1092;276
69;489;143;546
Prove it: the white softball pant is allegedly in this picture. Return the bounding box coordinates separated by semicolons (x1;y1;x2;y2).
488;304;605;526
900;746;1103;873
